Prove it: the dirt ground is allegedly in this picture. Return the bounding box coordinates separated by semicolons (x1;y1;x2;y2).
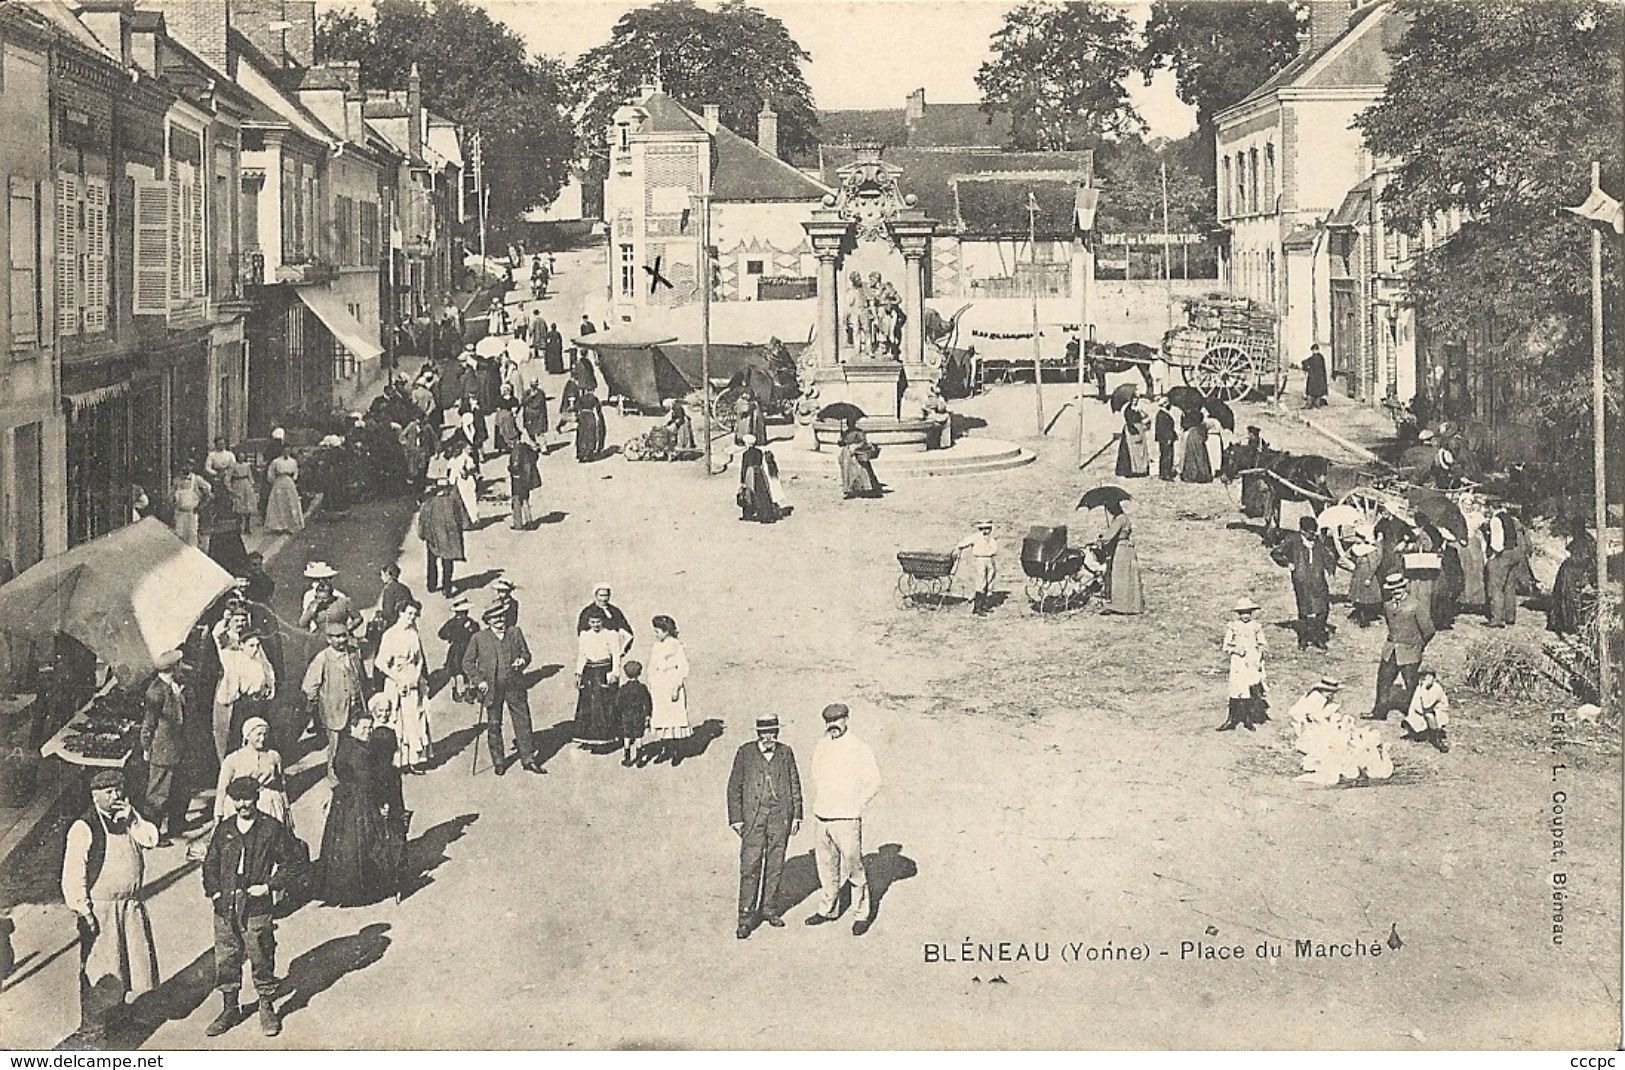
1;248;1618;1050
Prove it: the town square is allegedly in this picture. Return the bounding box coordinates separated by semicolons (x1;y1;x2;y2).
0;0;1619;1053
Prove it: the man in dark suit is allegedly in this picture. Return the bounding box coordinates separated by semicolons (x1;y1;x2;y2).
1368;573;1435;719
727;715;802;940
1273;516;1336;651
462;605;543;775
141;648;191;843
1153;397;1177;481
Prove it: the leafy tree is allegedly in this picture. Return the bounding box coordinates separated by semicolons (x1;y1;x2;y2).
316;0;576;235
1356;0;1622;488
570;0;817;162
1140;2;1302;132
976;0;1144;150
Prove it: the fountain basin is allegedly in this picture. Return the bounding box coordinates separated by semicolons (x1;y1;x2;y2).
811;416;945;453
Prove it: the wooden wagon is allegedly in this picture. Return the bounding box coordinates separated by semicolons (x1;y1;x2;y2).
1161;295;1279;401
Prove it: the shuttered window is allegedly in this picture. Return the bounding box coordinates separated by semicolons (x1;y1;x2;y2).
190;170;203;297
56;172;78;335
133;179;170;315
8;177;40;349
83;176;107;333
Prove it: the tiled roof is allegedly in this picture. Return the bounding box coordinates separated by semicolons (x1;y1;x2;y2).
1228;1;1395;112
908;102;1010;148
820;147;1091;236
953;175;1087;239
818;109;907;147
642;91;705;136
1326;176;1375;228
709;121;828;202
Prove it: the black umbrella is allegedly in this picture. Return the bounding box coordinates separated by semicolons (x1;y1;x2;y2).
1166;385;1204;411
1109;383;1139;413
817;402;866;424
1077;485;1133;511
1202;397;1235;430
1406;487;1469;542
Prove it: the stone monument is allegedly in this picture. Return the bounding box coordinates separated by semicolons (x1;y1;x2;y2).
800;144;944;450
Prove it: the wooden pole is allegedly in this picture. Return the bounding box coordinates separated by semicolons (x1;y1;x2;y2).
1076;230;1091;466
1589;161;1610;714
1030;201;1044;434
700;189;714;476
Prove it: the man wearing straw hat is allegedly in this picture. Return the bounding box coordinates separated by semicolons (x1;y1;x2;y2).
955;520;999;616
727;715;802;940
463;603;543;775
1368;573;1434;720
301;620;371;777
297;562;353;633
61;769;160;1045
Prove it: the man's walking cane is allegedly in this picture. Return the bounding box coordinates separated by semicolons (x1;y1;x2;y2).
470;685;489;776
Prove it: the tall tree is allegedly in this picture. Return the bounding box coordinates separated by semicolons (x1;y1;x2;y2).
570;0;817;162
1356;0;1622;487
1140;2;1302;132
316;0;576;234
977;0;1144;150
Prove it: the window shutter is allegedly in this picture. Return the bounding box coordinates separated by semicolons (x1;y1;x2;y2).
56;173;79;335
83;177;107;333
190;171;203;297
133;178;170;315
8;177;39;346
169;168;182;304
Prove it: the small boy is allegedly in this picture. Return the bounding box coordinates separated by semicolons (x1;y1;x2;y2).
1401;666;1451;752
615;660;652;767
437;599;480;702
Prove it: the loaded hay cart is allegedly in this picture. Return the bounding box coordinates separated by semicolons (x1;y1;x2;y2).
1161;294;1279;401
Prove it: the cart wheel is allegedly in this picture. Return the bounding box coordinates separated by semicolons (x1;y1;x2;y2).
713;387;741;430
1026;578;1045;610
1188;344;1259;401
1338;486;1391;539
896;572;915;608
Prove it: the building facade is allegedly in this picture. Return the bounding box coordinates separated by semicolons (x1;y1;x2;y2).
1213;0;1406;383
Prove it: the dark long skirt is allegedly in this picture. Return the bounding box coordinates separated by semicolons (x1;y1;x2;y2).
317;784;403;906
575;408;601;462
574;660;619;743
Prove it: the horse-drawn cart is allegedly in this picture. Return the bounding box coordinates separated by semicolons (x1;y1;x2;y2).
1161;295;1279;401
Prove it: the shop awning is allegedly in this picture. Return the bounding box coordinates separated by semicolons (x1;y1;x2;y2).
296;285;384;363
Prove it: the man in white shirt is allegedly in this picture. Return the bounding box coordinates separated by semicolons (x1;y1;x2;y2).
806;703;883;936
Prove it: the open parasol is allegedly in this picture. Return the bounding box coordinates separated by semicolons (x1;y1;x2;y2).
817;402;866;424
1109;383;1139;413
1405;487;1469;542
1076;485;1133;511
1166;385;1204;412
1202;397;1235;430
0;518;235;684
1315;504;1365;532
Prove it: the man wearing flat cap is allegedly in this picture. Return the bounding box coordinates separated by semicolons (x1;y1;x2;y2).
463;603;543;774
61;769;160;1045
806;703;883;936
301;620;372;778
202;776;308;1038
1369;574;1434;719
726;715;802;939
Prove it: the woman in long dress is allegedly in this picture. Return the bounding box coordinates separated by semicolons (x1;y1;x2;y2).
1094;501;1144;615
317;703;404;907
377;601;431;773
665;399;696;451
522;383;550;444
838;416;881;499
213;716;291;829
1180;414;1213;483
492;385;522;455
171;466;211;546
229;452;257;533
737;435;780;523
575;393;606;462
1219;597;1268;731
450;441;479;525
263;453;305;533
1204;416;1226;475
1114;402;1150;478
573;611;623;746
645;614;692;763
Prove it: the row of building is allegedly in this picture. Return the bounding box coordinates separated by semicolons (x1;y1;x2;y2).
0;0;465;574
1214;0;1515;449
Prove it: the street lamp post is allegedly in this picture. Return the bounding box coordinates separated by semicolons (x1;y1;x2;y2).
695;187;714;476
1074;183;1101;467
1027;193;1044;435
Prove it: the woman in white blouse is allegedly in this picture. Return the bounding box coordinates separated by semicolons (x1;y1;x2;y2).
645;614;692;763
377;600;431;773
573;610;623;746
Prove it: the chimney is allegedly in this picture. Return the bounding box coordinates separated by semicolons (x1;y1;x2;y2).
702;104;720;134
406;63;422;161
283;0;315;67
905;87;926;123
344;88;366;144
1306;0;1353;53
78;0;134;68
150;0;229;73
756;100;778;158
